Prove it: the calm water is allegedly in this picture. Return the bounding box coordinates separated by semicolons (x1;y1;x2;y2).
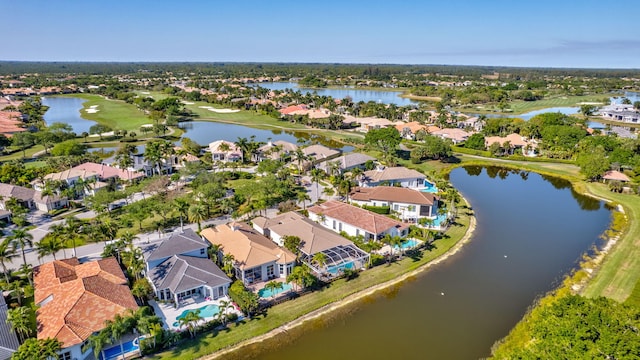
225;167;610;360
42;96;96;134
255;82;418;106
41;97;353;152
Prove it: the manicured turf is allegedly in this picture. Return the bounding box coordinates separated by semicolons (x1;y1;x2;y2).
67;94;153;131
457;93;615;115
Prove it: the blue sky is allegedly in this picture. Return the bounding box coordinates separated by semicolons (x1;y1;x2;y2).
2;0;639;68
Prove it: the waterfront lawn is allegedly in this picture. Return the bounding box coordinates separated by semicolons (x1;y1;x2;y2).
149;208;471;360
67;94;152;131
582;183;640;302
458;93;614;115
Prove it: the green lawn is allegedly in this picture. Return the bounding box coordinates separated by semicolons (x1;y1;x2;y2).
457;93;615;115
65;94;153;131
149;208;472;360
0;144;45;162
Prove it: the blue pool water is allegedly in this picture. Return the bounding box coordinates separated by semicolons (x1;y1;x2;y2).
431;213;448;227
326;261;355;275
100;337;141;360
258;282;293;298
420;182;438;193
394;239;422;250
173;304;220;326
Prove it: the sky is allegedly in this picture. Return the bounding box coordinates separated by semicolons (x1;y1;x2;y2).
2;0;639;69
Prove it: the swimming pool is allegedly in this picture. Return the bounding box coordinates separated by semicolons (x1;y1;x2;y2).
394;238;422;250
173;304;220;327
326;261;355;275
420;182;438;193
258;282;293;298
100;337;142;360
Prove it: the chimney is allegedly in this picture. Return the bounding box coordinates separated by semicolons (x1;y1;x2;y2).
230;222;240;231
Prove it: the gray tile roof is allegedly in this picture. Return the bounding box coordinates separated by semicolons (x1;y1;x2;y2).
318;153;376;172
148;255;231;293
0;296;20;359
0;183;35;202
142;229;207;262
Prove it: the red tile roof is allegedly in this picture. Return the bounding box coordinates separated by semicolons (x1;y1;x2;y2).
279;104;308;115
350;186;438;206
603;170;631;182
34;258;138;348
308;200;409;235
72;162;144;181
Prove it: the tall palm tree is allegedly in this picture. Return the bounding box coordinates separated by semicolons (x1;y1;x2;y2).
296;191;311;210
178;309;202;338
40;337;63;359
0;237;15;284
234;137;250;163
222;254;235;278
188;203;207;232
35;236;65;261
310;168;323;198
263;281;284;301
292;148;308;172
312;252;328;272
84;330;112;360
144;140;165;175
115;143;138;170
123;247;145;280
7;306;33;342
9;228;33;272
174;198;190;231
105;314;131;359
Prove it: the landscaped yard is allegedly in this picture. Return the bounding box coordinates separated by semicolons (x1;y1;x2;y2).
148;207;472;360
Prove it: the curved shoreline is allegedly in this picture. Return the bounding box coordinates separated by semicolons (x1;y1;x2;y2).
199;197;477;360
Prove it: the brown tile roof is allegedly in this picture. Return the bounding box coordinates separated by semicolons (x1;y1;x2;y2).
395;121;427;134
279;104;308;115
307;200;409;235
302;144;340;160
350;186;437;206
201;223;295;269
72;162;144;181
34;258;138;348
256;211;355;255
485;133;530;147
363;166;425;182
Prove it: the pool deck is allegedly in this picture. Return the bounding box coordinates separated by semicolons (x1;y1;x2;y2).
149;296;242;331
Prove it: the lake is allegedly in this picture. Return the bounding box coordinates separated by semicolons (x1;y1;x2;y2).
42;96;96;134
41;97;353;153
254;82;418;106
224;166;610;360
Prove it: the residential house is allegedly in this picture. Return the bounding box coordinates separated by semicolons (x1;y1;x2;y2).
359;166;427;189
0;295;20;360
317;153;376;175
307;200;410;241
302;144;341;164
430;128;471;144
209;140;243;163
141;229;231;306
342;115;397;132
350;186;439;222
279;104;308;116
485;133;538;156
0;111;26;138
34;258;138;360
40;162;144;193
253;211;370;276
0;183;68;212
600;103;640;123
602;170;631;183
253;140;298;162
201;222;296;286
395;121;428;140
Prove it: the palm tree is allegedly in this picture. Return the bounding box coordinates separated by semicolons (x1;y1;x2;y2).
7;280;24;306
0;237;15;284
7;306;33;342
35;236;65;261
123;247;145;280
222;254;235;277
131;278;152;304
105;313;131;359
310;168;323;198
216;299;233;326
188;203;207;232
84;330;112;360
178;309;202;338
234;137;250;163
9;228;33;274
144;140;165;175
174;198;190;231
296;191;311;210
312;252;328;272
148;322;163;349
292;148;308;172
40;337;63;359
263;280;284;300
115;143;138;170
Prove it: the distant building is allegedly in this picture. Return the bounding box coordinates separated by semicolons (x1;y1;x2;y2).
350;186;439;221
316;153;376;174
209;140;243;163
600;103;640;124
253;140;298;162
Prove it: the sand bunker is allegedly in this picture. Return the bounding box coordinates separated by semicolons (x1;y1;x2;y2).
182;101;195;105
197;106;240;113
85;105;99;113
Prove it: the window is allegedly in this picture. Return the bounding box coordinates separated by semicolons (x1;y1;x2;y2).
266;264;275;278
200;248;206;255
279;264;285;275
58;351;72;360
338;222;342;231
393;204;399;211
356;229;359;237
332;220;336;230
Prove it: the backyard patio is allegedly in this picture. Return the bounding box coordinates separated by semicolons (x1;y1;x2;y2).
149;295;242;331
